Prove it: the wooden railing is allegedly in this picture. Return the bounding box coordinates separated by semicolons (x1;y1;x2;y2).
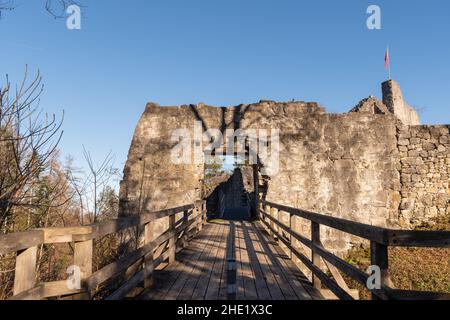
259;200;450;300
0;201;207;300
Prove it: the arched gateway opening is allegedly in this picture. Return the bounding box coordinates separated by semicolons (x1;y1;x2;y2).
118;102;276;231
205;166;254;221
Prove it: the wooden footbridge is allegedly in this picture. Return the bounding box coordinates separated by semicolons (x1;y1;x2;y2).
1;200;450;300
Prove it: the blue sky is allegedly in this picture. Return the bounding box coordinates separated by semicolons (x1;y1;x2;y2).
1;0;449;173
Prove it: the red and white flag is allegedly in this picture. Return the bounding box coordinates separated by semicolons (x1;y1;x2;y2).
385;47;391;79
385;47;390;70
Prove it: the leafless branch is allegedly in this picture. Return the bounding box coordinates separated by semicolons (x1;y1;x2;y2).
0;0;83;19
45;0;83;19
82;147;118;223
0;66;64;229
0;1;14;18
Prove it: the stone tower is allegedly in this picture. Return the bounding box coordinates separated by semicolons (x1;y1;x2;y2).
382;80;420;125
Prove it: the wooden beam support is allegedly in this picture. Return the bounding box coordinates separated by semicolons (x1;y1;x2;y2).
168;214;176;264
253;164;259;218
73;239;93;300
262;200;388;244
370;241;394;300
143;221;154;289
288;213;293;259
13;246;37;296
0;231;43;255
311;221;322;290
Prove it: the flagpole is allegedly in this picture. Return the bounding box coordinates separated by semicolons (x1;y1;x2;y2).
387;46;391;80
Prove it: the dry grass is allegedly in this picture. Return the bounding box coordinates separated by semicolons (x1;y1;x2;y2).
344;215;450;300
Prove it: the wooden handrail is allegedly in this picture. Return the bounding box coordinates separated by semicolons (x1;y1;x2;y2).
260;200;450;300
263;200;450;248
2;201;207;300
0;204;196;255
0;230;44;255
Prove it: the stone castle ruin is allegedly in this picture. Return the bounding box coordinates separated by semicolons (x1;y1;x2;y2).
119;80;450;254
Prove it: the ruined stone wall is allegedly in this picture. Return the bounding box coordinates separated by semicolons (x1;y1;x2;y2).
120;100;403;254
119;103;240;219
398;125;450;227
119;69;450;276
119;103;208;236
243;103;402;254
119;72;450;277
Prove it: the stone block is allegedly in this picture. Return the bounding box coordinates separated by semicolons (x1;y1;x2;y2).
408;150;420;157
423;142;436;151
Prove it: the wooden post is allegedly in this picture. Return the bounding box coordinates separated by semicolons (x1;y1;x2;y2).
191;207;197;233
262;204;267;232
13;246;37;296
288;213;293;259
179;210;190;246
143;221;154;289
253;164;259;218
74;239;93;299
202;202;207;226
203;201;207;223
290;215;300;264
370;241;392;300
275;209;280;239
197;205;203;233
311;221;321;289
168;214;176;264
268;207;275;238
183;209;189;226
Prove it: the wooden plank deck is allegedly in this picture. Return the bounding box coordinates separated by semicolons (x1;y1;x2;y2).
138;220;322;300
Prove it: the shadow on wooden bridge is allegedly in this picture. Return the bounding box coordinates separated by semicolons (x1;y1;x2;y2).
138;220;322;300
3;200;449;300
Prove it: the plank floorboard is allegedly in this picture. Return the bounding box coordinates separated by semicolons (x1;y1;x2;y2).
236;222;258;299
138;220;323;301
165;223;221;300
176;222;223;300
247;222;297;300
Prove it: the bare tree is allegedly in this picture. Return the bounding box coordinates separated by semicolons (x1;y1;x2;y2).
44;0;83;19
82;147;119;223
0;1;13;18
65;155;88;225
0;66;64;231
0;0;83;19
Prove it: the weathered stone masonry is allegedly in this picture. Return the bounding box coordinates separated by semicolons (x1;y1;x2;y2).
119;79;449;255
398;125;450;227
